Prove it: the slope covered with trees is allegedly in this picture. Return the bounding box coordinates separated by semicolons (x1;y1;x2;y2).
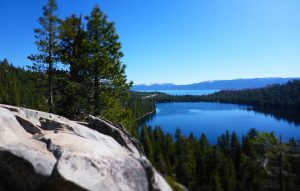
200;80;300;111
141;126;300;191
1;1;299;191
1;0;135;134
150;80;300;111
128;91;156;119
0;59;47;111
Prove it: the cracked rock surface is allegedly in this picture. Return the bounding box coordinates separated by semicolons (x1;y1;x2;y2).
0;104;172;191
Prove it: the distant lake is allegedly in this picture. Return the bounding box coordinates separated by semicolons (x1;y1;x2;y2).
146;102;300;143
136;89;218;95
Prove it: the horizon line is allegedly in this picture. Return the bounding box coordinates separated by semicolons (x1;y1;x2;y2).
133;77;300;86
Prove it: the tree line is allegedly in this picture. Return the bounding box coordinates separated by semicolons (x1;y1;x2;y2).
3;58;299;191
141;126;300;191
2;1;300;190
152;80;300;111
0;59;159;137
0;59;46;111
199;81;300;111
129;91;156;119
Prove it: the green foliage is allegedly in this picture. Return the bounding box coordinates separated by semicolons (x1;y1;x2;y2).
28;1;134;132
152;80;300;111
128;91;156;120
56;14;88;119
1;1;135;134
140;127;300;191
203;81;300;110
2;1;300;191
140;125;154;163
84;5;132;117
166;176;185;191
28;0;61;113
0;59;47;111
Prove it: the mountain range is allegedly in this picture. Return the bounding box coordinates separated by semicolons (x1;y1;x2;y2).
132;78;300;91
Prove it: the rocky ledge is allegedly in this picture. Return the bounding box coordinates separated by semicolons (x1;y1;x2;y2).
0;104;172;191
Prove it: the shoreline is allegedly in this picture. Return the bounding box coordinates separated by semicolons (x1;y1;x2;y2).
135;110;156;121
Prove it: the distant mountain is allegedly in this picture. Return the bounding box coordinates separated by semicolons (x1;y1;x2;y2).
132;78;300;91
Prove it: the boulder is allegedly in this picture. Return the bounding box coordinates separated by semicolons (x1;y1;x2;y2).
0;104;172;191
88;115;144;157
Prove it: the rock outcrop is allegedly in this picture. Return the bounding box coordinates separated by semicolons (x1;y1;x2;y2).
0;104;172;191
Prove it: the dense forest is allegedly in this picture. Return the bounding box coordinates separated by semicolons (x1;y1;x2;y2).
128;91;156;120
200;81;300;111
141;126;300;191
1;0;300;191
129;83;300;190
2;57;300;190
151;80;300;111
0;59;156;138
0;59;47;111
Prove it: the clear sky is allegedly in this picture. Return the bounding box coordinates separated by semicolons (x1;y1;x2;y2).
0;0;299;85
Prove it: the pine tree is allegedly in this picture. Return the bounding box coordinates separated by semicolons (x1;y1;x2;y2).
196;133;210;189
58;14;88;118
164;133;175;174
28;0;60;113
85;5;133;129
230;132;242;171
140;125;154;163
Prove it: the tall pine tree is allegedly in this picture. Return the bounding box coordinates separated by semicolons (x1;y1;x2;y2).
58;14;88;118
85;5;133;128
28;0;60;113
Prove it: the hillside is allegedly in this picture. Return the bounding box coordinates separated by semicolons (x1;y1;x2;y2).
201;80;300;110
132;78;300;91
146;80;300;111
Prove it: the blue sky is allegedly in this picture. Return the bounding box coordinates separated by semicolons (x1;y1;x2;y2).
0;0;299;84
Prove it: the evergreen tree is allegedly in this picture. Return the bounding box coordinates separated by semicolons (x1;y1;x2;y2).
196;134;210;189
28;0;60;113
152;127;167;174
141;125;154;163
85;5;130;115
85;5;133;131
163;133;175;174
58;14;88;118
0;59;47;110
230;132;242;172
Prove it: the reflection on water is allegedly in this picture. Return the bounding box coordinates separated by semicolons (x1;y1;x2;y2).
143;102;300;143
153;102;251;116
251;107;300;126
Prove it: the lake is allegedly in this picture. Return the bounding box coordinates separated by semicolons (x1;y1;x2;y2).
146;102;300;143
136;89;218;95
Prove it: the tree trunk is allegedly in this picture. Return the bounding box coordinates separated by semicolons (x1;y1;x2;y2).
94;62;100;115
48;5;54;113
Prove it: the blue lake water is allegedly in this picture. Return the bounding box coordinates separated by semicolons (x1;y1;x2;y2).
137;89;218;95
146;102;300;144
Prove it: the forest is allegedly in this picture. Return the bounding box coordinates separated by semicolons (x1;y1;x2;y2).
141;126;300;191
2;58;300;190
150;80;300;111
1;0;300;191
130;83;300;191
0;58;157;138
132;81;300;126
